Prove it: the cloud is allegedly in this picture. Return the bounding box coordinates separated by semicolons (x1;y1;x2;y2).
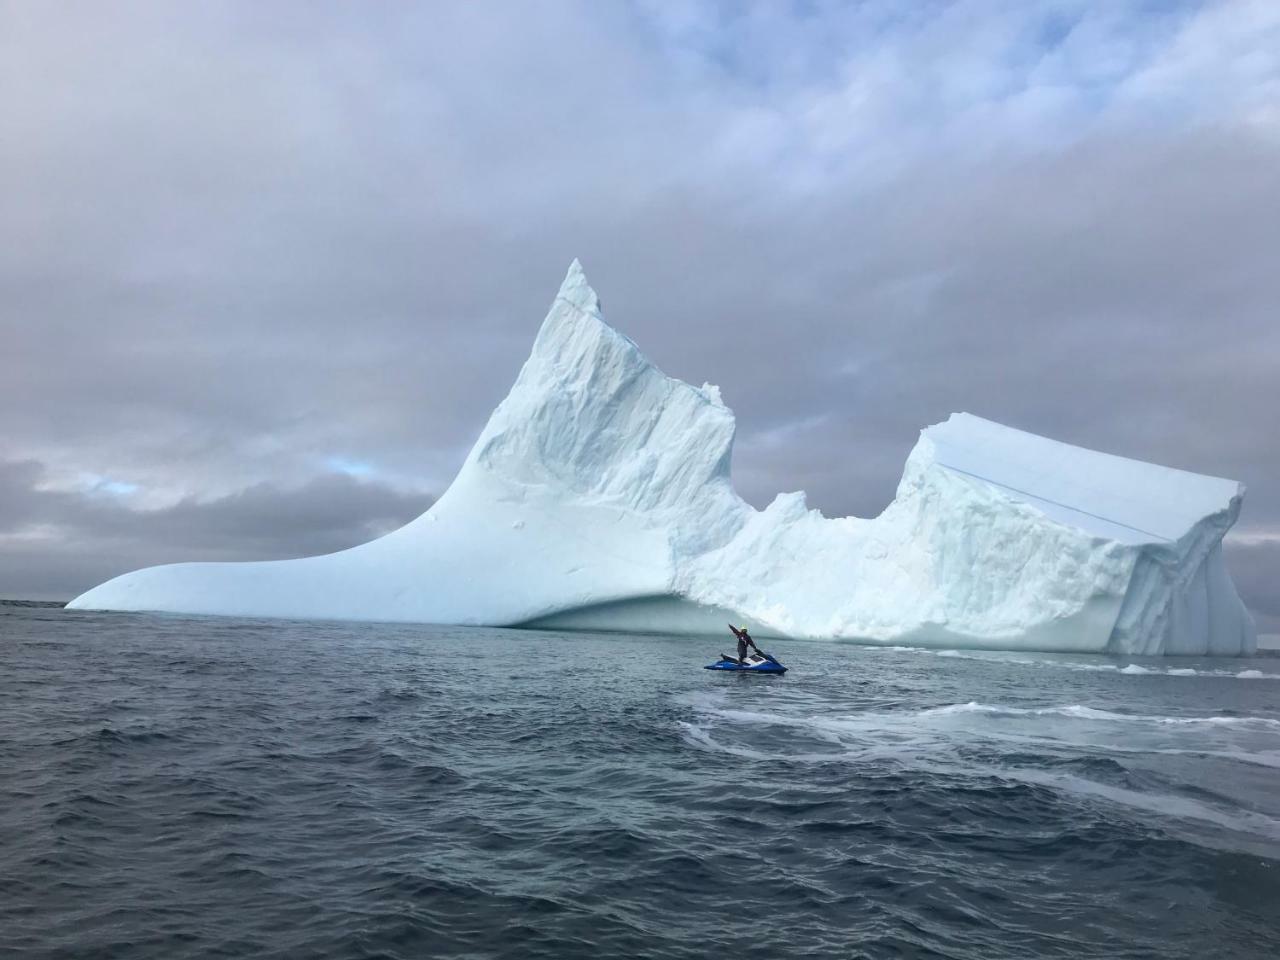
0;458;431;599
1;0;1277;622
1224;536;1280;635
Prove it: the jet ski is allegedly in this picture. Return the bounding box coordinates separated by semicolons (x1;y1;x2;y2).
705;652;787;674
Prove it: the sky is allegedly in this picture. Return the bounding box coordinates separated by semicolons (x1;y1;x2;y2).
2;1;1278;629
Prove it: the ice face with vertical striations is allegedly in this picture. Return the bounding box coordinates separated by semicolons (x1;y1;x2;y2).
68;262;1257;655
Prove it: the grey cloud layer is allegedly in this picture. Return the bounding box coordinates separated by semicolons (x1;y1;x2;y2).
2;1;1277;625
0;459;430;600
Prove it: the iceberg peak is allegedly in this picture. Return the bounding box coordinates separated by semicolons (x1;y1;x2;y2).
556;258;597;313
525;260;625;382
67;264;1257;656
473;260;738;520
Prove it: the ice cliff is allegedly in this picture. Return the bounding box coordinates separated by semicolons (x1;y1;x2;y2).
68;262;1257;655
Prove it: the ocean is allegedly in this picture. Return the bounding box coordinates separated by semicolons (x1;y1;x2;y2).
2;600;1278;959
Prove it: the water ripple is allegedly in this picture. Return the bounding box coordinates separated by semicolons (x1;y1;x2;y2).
1;602;1278;959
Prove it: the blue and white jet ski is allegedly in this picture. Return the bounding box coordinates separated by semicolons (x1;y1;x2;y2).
705;652;787;674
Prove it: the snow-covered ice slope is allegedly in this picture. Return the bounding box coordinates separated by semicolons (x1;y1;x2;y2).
68;262;1257;655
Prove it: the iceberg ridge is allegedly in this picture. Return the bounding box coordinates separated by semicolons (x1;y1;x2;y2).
68;261;1257;655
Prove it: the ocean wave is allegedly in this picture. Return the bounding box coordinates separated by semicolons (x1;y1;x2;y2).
877;646;1280;679
678;694;1280;784
688;694;1280;731
11;602;1280;960
916;702;1280;727
998;768;1280;842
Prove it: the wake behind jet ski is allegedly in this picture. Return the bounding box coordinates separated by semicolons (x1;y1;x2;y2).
705;624;787;674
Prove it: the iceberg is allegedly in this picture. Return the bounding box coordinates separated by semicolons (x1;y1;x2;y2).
68;262;1257;655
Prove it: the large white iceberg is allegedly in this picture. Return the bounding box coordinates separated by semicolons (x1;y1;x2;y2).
69;262;1257;655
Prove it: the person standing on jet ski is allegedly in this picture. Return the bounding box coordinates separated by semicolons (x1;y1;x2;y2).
729;624;761;664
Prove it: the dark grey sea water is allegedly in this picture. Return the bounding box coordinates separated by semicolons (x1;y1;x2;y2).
2;600;1279;959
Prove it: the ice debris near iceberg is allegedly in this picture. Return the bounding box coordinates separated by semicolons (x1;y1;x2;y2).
69;261;1257;655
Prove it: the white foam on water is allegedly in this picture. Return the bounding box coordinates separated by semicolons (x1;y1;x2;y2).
679;693;1280;776
882;645;1280;679
998;767;1280;842
678;684;1280;854
687;695;1280;734
675;720;776;761
917;701;1280;727
679;707;1280;771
